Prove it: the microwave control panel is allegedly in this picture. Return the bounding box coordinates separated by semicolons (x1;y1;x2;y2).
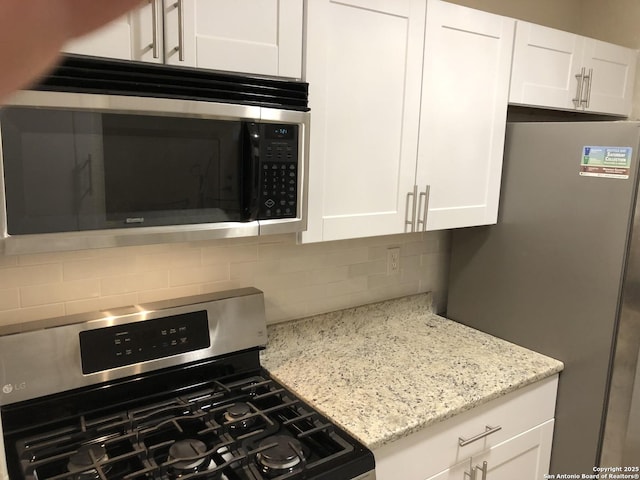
258;124;299;219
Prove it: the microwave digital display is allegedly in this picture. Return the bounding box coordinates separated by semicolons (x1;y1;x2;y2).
266;126;295;140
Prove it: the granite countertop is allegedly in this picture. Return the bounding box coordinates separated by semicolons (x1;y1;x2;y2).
260;293;564;450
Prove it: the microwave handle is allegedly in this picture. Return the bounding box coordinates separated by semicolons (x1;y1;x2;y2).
243;122;261;221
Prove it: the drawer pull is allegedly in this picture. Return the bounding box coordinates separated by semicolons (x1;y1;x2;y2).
458;425;502;447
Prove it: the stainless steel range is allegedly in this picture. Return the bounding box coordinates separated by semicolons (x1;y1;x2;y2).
0;288;375;480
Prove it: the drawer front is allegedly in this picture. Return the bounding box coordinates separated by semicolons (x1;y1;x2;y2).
374;375;558;480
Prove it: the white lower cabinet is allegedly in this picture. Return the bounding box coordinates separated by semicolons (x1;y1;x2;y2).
373;375;558;480
426;421;553;480
471;420;554;480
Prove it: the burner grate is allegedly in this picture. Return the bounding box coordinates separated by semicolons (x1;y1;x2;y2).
8;373;365;480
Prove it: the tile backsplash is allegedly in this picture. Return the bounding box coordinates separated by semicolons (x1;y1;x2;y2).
0;231;450;327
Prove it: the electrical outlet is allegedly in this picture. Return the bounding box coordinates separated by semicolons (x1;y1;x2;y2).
387;247;400;275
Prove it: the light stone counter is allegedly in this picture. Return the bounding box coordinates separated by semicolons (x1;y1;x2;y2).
260;293;564;450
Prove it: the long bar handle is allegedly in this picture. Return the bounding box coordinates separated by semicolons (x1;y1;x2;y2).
150;0;159;58
416;185;430;232
584;68;593;109
464;466;477;480
458;425;502;447
572;67;585;108
475;461;488;480
405;185;418;233
174;0;185;61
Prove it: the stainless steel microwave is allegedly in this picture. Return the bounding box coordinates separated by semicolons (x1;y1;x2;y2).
0;57;310;255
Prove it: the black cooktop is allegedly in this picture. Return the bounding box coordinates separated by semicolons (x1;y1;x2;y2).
1;351;374;480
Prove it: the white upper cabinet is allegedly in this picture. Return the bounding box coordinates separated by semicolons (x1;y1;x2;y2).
64;6;142;60
63;0;303;78
164;0;303;78
510;21;637;116
301;0;426;242
302;0;514;243
582;38;637;115
418;1;515;231
509;23;581;111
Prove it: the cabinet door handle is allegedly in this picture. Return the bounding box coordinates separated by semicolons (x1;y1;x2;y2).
172;0;185;61
416;185;430;232
405;185;418;233
458;425;502;447
464;466;477;480
475;461;488;480
572;67;585;108
584;68;593;109
150;0;159;59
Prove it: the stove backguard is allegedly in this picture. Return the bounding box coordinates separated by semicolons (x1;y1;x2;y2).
0;288;267;406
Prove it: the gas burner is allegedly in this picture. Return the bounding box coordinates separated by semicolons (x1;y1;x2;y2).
167;439;215;478
223;402;256;430
255;435;306;478
67;444;111;479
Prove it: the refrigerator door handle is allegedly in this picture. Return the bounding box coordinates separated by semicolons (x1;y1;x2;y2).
573;67;586;109
405;185;418;232
417;185;430;232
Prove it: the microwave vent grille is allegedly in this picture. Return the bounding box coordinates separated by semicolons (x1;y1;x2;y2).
32;54;309;111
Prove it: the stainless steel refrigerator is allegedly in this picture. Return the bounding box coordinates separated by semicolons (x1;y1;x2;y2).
447;121;640;474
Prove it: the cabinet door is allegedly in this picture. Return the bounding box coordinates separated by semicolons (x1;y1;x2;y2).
301;0;426;242
63;1;162;63
471;420;554;480
418;1;514;231
165;0;303;78
509;21;582;110
582;38;637;116
63;13;136;60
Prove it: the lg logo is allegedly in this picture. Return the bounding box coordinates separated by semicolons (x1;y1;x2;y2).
2;382;26;394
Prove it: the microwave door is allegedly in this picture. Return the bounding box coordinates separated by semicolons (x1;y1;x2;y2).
1;108;252;236
101;114;246;229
